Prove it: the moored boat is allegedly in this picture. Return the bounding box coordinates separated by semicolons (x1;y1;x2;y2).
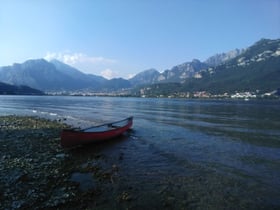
61;116;133;148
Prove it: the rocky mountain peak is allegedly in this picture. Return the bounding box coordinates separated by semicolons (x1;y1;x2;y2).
129;68;160;86
205;48;245;67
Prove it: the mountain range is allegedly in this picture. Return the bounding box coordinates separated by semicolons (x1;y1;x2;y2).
0;38;279;95
137;38;280;96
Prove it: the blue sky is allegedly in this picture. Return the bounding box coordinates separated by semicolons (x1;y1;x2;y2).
1;0;279;79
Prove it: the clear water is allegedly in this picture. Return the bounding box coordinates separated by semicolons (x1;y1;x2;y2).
1;95;280;209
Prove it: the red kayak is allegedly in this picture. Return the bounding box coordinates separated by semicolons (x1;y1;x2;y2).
61;116;133;148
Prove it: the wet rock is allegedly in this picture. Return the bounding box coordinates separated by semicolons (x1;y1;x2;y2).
118;191;133;202
11;200;26;209
119;152;124;160
6;169;27;184
70;172;95;191
56;153;67;159
164;196;176;206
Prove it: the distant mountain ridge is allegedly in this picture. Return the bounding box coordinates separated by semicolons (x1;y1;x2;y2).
205;48;245;67
128;59;210;86
50;59;106;84
0;59;130;92
129;50;245;86
134;38;280;96
157;59;209;82
0;38;279;95
0;59;83;91
129;69;160;86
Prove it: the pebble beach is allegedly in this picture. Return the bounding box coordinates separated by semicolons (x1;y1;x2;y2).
0;116;129;209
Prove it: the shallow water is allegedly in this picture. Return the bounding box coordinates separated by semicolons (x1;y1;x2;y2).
1;96;280;209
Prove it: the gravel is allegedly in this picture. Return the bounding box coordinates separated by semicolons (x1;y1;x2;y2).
0;116;120;209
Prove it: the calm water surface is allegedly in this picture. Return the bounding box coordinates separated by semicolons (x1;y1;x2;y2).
1;96;280;209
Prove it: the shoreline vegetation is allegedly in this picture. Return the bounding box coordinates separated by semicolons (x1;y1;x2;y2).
0;116;132;209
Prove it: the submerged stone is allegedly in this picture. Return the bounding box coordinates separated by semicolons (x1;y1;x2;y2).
70;172;95;191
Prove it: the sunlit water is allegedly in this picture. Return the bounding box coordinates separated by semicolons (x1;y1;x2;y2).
1;96;280;209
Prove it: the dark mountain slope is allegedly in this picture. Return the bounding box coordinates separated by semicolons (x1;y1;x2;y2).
0;81;44;95
129;69;160;86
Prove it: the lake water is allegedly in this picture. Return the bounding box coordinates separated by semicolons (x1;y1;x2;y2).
1;95;280;209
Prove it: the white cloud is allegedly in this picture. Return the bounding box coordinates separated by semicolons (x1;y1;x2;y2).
101;69;118;79
43;51;138;79
127;73;136;79
44;51;121;77
44;52;116;65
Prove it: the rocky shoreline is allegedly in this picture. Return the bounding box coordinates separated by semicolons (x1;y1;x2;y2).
2;116;279;210
0;116;125;209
